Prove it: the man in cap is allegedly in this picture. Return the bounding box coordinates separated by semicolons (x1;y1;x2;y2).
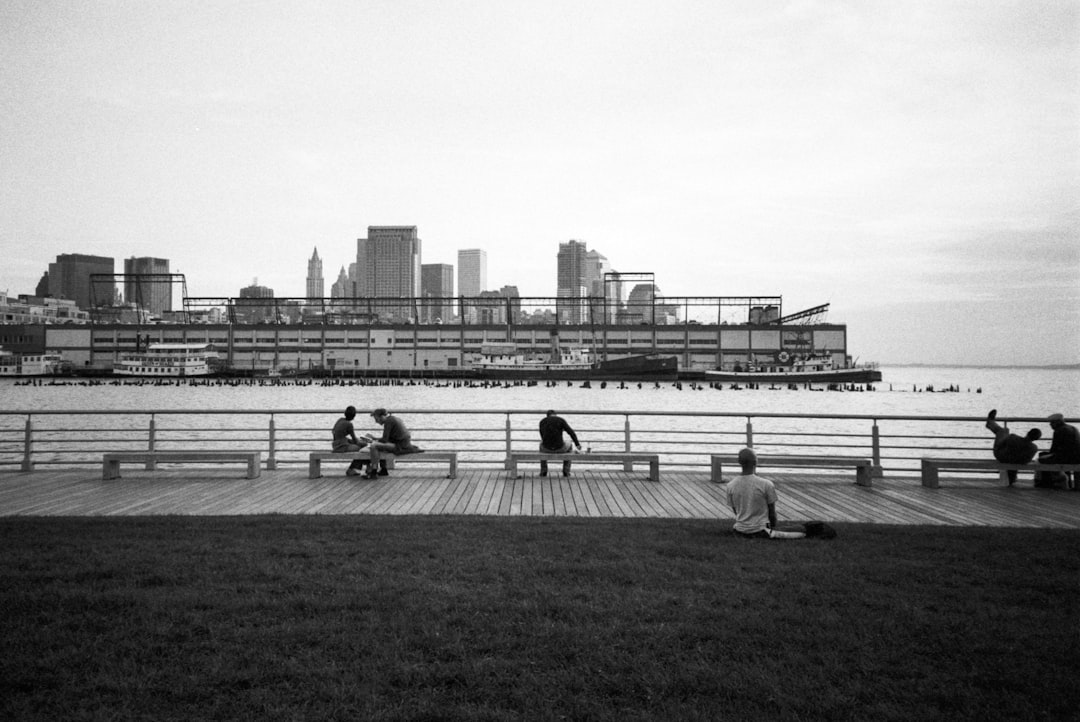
984;409;1041;486
362;408;420;480
1036;413;1080;488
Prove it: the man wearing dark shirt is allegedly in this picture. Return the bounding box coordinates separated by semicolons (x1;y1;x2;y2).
539;409;581;477
985;409;1041;485
1037;412;1080;488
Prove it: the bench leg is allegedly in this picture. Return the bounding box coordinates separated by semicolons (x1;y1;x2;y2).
856;466;872;488
921;460;939;488
448;456;457;479
309;457;322;479
710;458;723;483
247;457;260;479
103;459;120;480
506;457;518;477
649;459;659;482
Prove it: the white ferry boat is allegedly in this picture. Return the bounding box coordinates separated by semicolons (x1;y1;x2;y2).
703;352;881;385
114;343;218;377
0;347;68;376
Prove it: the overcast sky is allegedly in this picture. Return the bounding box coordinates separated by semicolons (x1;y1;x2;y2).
2;0;1077;365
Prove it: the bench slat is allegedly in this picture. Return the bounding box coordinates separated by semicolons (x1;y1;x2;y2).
309;451;457;479
505;452;659;481
710;454;873;487
102;451;262;480
920;458;1080;488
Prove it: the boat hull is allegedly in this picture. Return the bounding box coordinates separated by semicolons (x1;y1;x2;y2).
474;354;679;381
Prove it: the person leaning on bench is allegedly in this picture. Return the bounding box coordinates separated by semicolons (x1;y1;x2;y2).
332;406;370;477
363;408;423;480
985;409;1041;486
539;409;581;477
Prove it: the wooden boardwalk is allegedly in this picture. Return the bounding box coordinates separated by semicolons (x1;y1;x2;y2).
1;466;1078;527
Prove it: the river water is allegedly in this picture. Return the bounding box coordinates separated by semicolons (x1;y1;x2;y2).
1;366;1076;419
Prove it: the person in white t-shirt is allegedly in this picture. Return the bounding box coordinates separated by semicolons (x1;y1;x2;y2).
725;448;806;539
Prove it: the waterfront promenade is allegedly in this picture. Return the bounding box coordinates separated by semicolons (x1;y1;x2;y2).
2;466;1078;527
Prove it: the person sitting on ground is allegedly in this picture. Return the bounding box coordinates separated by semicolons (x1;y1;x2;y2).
985;409;1041;486
1036;412;1080;489
332;405;369;477
538;409;581;477
724;448;806;539
363;408;422;480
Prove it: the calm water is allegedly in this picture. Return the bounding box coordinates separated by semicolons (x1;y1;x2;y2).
2;366;1076;420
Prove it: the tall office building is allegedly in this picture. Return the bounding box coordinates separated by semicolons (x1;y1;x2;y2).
420;263;454;323
557;240;604;324
356;226;422;321
123;256;172;316
330;266;350;298
47;253;115;311
306;247;324;298
457;249;487;298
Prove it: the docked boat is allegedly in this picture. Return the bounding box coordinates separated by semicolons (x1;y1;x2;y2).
703;352;881;385
114;343;218;377
0;347;69;376
471;342;679;381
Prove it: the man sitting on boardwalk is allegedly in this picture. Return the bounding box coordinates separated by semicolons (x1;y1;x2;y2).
985;409;1041;486
725;448;805;539
1036;412;1080;489
539;410;581;477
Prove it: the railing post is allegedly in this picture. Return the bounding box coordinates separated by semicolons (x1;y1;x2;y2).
267;415;277;470
623;415;632;471
21;417;33;472
504;413;512;470
745;417;754;448
147;415;157;470
871;419;883;478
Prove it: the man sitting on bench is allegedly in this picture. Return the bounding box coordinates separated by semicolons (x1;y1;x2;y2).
725;448;806;539
538;409;581;477
363;408;422;480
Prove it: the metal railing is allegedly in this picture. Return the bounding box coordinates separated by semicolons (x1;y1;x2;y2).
0;409;1051;478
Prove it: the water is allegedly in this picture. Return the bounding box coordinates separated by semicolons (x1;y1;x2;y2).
1;366;1076;419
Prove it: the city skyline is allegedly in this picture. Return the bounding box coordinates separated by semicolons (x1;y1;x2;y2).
1;2;1076;365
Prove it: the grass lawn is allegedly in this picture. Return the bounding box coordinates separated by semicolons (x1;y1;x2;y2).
1;516;1077;721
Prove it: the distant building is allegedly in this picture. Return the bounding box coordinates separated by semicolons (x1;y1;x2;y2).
421;263;454;323
237;282;275;324
357;226;421;322
557;240;612;324
330;266;350;299
306;247;324;298
123;257;172;316
0;291;90;325
457;249;487;297
46;253;115;311
35;272;49;297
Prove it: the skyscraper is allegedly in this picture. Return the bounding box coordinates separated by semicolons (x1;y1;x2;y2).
457;249;487;298
123;256;172;316
421;263;454;323
47;253;115;311
556;240;597;324
357;226;422;321
306;247;324;298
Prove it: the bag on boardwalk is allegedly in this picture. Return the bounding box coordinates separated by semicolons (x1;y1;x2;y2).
803;521;837;539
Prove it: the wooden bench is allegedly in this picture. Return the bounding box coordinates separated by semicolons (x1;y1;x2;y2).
710;454;874;487
102;450;262;480
505;452;660;481
920;458;1080;488
308;450;458;479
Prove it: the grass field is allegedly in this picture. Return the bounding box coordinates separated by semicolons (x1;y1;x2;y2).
2;517;1078;721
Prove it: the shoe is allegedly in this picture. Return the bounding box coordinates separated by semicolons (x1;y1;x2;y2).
377;469;389;477
987;409;997;422
346;468;360;477
562;471;571;477
539;471;548;477
363;470;379;480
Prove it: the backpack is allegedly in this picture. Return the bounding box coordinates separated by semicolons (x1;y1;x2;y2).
803;520;837;539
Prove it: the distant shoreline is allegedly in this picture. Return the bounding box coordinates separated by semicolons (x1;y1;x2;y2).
884;363;1079;370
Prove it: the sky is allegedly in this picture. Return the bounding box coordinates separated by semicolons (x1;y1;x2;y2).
1;0;1077;365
